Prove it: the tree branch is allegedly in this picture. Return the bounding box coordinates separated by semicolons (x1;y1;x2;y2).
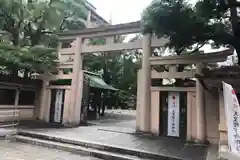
176;47;186;55
59;17;68;31
0;9;13;22
189;43;205;54
0;9;14;31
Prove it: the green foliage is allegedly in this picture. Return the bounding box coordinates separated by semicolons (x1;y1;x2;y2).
142;0;236;55
0;0;88;77
83;36;141;108
84;51;140;95
0;0;87;46
0;43;57;74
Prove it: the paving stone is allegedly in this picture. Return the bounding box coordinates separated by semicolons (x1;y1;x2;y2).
18;110;207;160
0;141;102;160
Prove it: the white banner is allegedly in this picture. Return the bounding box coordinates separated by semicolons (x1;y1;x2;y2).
223;82;240;155
167;92;180;137
54;89;63;123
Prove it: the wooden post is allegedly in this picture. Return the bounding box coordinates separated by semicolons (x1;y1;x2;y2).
139;34;152;132
196;63;205;142
68;37;83;125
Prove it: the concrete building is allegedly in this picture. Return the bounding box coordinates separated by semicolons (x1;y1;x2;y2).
84;0;109;28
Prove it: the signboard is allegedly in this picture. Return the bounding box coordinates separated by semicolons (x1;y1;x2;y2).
167;92;180;137
54;89;63;123
223;82;240;155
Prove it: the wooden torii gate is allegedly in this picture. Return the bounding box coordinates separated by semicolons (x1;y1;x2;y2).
37;21;233;143
38;21;168;129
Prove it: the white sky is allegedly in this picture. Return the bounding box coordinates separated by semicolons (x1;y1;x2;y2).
88;0;151;24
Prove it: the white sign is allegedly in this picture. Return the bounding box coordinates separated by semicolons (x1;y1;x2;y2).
54;89;64;123
223;82;240;155
167;92;180;137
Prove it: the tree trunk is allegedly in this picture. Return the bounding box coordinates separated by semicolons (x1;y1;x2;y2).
229;0;240;64
31;32;42;46
24;70;29;79
101;91;106;116
11;68;18;78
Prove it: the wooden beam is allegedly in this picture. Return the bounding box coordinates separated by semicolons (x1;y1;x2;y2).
59;27;141;40
151;70;195;79
59;48;75;55
58;21;141;39
151;87;196;92
150;57;227;65
82;40;141;53
58;62;73;69
149;49;233;65
49;74;72;80
47;86;71;90
81;38;168;53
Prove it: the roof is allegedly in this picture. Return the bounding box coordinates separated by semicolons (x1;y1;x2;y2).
83;70;101;77
196;66;240;91
85;73;118;91
84;0;109;24
90;10;109;24
85;0;96;10
197;66;240;79
50;71;118;91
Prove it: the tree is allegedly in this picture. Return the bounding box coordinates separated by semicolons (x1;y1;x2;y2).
142;0;239;63
83;36;141;111
0;43;57;76
84;36;141;94
0;0;88;77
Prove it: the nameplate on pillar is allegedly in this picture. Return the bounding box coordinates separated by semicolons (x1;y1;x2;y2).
167;92;180;137
54;89;64;123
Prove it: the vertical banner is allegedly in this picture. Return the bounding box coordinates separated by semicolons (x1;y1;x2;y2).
167;92;180;137
54;89;63;123
223;82;240;155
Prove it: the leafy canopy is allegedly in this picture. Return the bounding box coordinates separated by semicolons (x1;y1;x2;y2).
0;0;88;77
142;0;236;55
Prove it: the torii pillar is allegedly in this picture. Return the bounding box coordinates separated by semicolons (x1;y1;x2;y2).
68;37;84;126
138;34;152;132
196;62;205;142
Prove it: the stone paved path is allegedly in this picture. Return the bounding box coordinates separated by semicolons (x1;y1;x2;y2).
19;117;207;160
0;140;102;160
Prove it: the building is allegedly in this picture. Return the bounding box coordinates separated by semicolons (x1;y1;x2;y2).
84;0;109;28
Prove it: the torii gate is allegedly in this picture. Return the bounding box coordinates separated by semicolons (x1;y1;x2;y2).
37;21;233;142
38;21;167;128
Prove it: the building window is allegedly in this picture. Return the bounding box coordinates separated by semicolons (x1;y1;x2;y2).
18;90;35;105
0;89;16;105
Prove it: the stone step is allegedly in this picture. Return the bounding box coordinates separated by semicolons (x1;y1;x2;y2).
18;131;182;160
15;135;151;160
0;128;17;140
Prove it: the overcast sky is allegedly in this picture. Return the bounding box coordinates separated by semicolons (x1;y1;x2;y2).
88;0;151;24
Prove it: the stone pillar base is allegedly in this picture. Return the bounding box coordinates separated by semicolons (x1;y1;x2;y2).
194;139;209;145
63;122;79;128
